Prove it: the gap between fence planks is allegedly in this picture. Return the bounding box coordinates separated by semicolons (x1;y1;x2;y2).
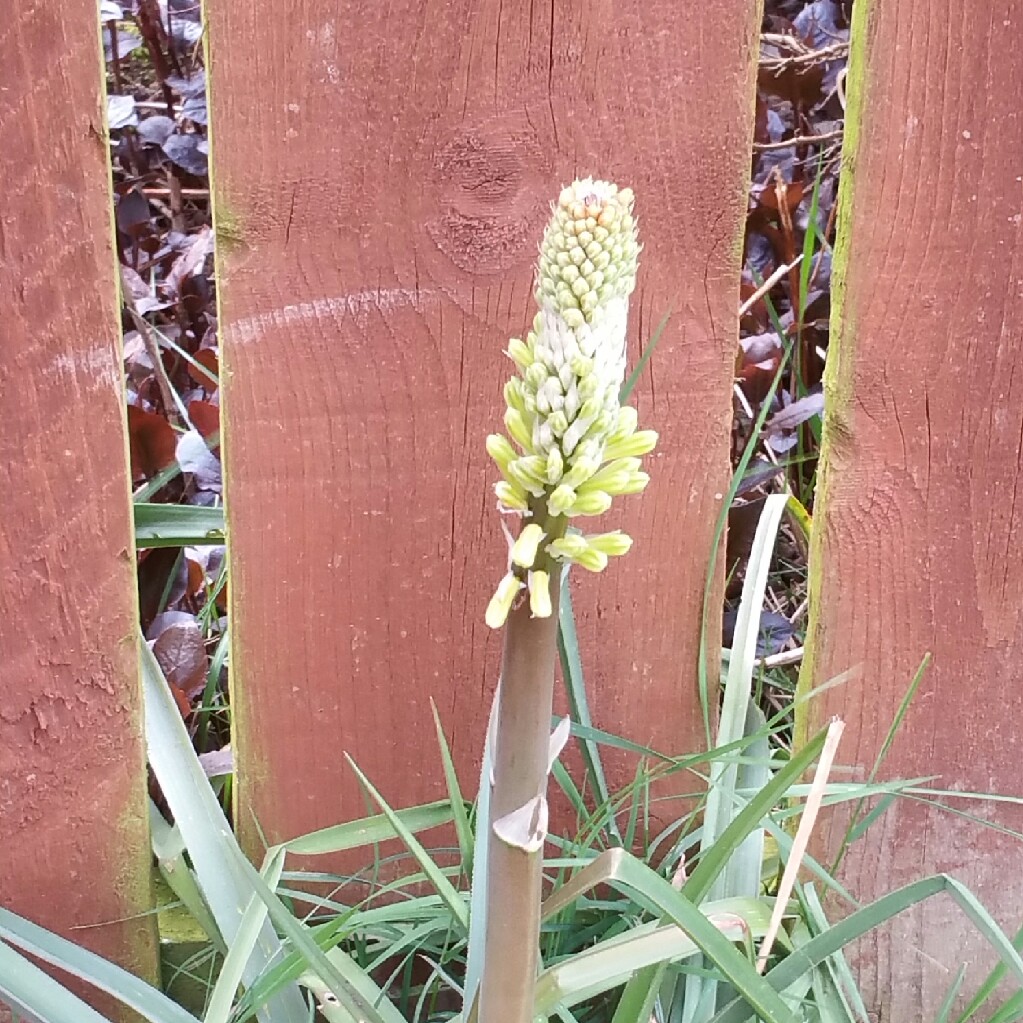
799;1;1023;1017
0;0;159;1002
208;0;762;864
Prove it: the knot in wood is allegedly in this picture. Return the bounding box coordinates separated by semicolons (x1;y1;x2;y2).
419;116;550;276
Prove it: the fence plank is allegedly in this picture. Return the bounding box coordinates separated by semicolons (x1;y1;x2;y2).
209;1;759;856
0;0;158;994
801;1;1023;1015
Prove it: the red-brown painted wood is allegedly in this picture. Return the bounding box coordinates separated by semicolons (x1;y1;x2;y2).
209;0;760;859
0;0;158;1001
802;1;1023;1015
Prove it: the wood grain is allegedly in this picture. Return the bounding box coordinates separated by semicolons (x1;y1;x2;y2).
802;1;1023;1016
209;0;761;859
0;0;158;999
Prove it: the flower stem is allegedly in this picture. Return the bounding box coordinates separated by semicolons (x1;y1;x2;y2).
479;570;562;1023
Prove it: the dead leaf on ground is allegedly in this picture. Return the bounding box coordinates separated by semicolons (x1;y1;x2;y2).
128;404;177;479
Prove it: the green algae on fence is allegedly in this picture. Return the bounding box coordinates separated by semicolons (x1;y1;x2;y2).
798;1;1023;1018
0;0;158;1007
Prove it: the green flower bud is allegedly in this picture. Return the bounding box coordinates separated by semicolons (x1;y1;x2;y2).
505;408;533;451
585;531;633;557
511;523;545;568
588;457;640;486
548;410;569;436
528;570;552;618
507;337;533;369
546;447;564;483
547;535;588;560
573;546;609;572
526;362;548;391
495;480;529;510
618;471;650;495
508;457;548;497
561;456;599;489
486;572;522;629
603;429;658;460
567;490;613;517
504;377;526;413
610;405;639;442
548;484;577;516
486;433;517;474
562;308;586;329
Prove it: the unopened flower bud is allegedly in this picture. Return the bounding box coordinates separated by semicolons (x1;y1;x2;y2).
604;429;658;461
511;523;545;568
528;570;552;618
486;572;522;629
585;531;634;557
548;484;577;516
567;490;613;517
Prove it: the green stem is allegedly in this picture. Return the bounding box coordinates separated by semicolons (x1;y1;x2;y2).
479;570;562;1023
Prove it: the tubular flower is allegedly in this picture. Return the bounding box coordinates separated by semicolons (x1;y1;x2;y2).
485;178;657;628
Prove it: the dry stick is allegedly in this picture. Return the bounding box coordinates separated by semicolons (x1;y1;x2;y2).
119;267;182;428
756;646;804;670
756;717;846;973
753;130;844;152
479;574;562;1023
738;255;803;318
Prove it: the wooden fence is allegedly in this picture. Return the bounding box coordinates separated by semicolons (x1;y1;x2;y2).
2;0;1022;1019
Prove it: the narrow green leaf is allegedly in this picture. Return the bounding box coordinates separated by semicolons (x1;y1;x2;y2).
683;727;827;905
934;966;967;1023
149;800;224;951
463;690;498;1016
134;503;225;548
620;309;671;403
558;571;618;841
344;756;469;934
0;907;197;1023
227;849;407;1023
611;964;667;1023
204;847;287;1023
539;849;793;1023
832;654;930;872
698;340;794;742
0;939;115;1023
431;700;476;876
711;875;1023;1023
141;637;307;1023
283;800;454;856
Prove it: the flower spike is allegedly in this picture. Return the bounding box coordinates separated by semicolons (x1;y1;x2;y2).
485;178;657;627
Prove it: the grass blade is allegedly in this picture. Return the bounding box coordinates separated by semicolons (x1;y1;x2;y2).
711;875;1023;1023
141;636;307;1023
204;847;287;1023
226;850;406;1023
0;907;199;1023
344;755;469;934
0;939;115;1023
558;570;619;843
537;850;794;1023
620;309;671;403
283;800;454;856
431;700;476;875
134;503;225;548
682;726;827;906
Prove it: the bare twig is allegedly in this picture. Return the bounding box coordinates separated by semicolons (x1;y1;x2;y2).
119;266;182;428
755;646;804;670
738;256;803;318
757;717;845;972
760;38;849;70
753;130;844;152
